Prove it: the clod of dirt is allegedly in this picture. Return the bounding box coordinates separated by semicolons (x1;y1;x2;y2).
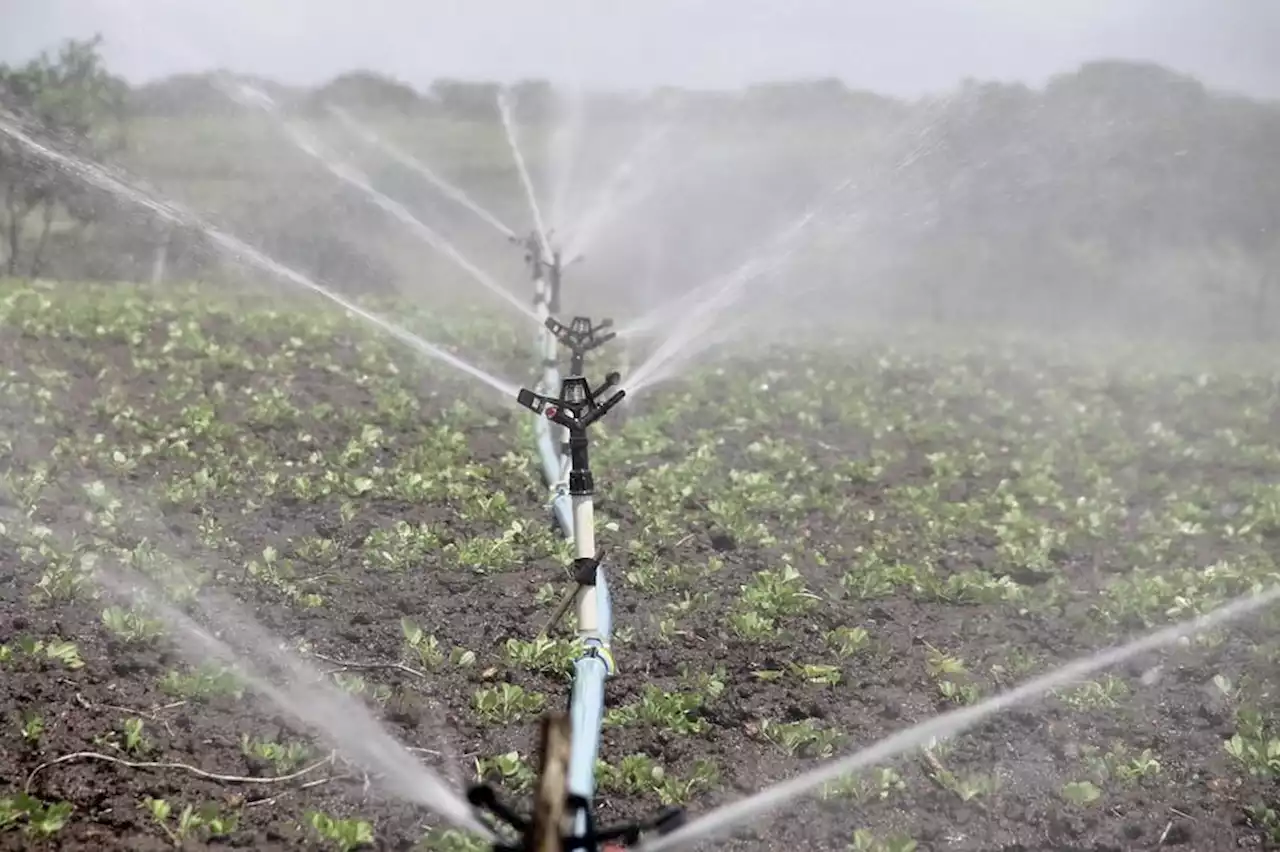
708;530;737;552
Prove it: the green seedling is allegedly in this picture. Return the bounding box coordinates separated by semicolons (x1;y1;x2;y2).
596;754;719;805
605;685;707;735
401;618;446;669
820;767;906;803
1060;780;1102;806
0;794;73;837
96;717;149;755
306;810;374;851
1057;675;1130;711
1225;707;1280;778
825;626;871;657
471;684;546;725
144;797;238;846
474;751;536;792
19;712;45;745
159;662;245;701
102;605;166;644
502;635;581;675
241;734;313;773
757;719;844;758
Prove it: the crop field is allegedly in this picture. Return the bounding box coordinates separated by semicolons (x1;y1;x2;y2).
3;277;1280;851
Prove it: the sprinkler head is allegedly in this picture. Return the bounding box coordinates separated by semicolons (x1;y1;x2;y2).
515;371;625;431
546;315;616;357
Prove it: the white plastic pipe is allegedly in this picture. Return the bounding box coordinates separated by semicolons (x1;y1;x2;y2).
566;493;613;834
573;495;597;633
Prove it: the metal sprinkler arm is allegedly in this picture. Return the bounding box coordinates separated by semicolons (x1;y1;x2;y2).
544;317;618;385
516;372;625;434
546;316;615;356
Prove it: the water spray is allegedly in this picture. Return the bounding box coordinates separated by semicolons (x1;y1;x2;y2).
0;109;522;401
329;104;517;240
468;364;683;851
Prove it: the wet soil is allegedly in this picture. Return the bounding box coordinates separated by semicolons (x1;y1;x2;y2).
1;304;1279;852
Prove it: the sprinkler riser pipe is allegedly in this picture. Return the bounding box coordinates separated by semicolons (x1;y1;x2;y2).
567;432;593;495
572;495;596;562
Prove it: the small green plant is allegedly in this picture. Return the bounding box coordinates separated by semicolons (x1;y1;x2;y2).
474;751;536;793
606;685;707;735
1244;804;1280;844
596;754;719;804
121;717;148;754
503;635;580;675
0;794;73;837
143;797;238;846
1058;675;1130;711
19;712;45;745
241;734;313;774
1060;780;1102;806
1225;708;1280;778
44;639;84;670
936;769;1000;801
96;717;150;756
820;767;906;803
306;810;374;851
401;618;446;670
472;684;546;725
738;564;819;620
825;626;870;656
102;605;166;644
758;719;844;758
1082;742;1162;784
159;662;245;701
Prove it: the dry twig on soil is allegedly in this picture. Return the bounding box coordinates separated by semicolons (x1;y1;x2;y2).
26;751;335;793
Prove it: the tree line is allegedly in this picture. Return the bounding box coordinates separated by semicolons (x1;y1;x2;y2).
2;35;1278;342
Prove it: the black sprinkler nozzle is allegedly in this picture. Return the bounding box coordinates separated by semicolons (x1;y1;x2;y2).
546;315;616;361
515;369;624;434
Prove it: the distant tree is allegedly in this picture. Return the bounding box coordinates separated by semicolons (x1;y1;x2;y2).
311;71;424;114
0;34;127;277
508;78;554;123
744;77;850;118
428;79;502;121
127;72;237;118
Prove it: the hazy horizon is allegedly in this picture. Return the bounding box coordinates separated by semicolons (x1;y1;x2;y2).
1;0;1277;100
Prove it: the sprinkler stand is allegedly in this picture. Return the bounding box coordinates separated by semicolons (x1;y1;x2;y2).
470;369;684;850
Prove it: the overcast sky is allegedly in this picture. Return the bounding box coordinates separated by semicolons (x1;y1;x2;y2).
2;0;1278;99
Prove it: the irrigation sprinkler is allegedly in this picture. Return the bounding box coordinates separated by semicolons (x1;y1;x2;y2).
540;316;615;542
546;316;615;379
467;366;681;851
513;229;592;540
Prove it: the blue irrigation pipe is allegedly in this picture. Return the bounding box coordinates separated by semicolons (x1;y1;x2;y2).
515;369;626;847
466;240;683;850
